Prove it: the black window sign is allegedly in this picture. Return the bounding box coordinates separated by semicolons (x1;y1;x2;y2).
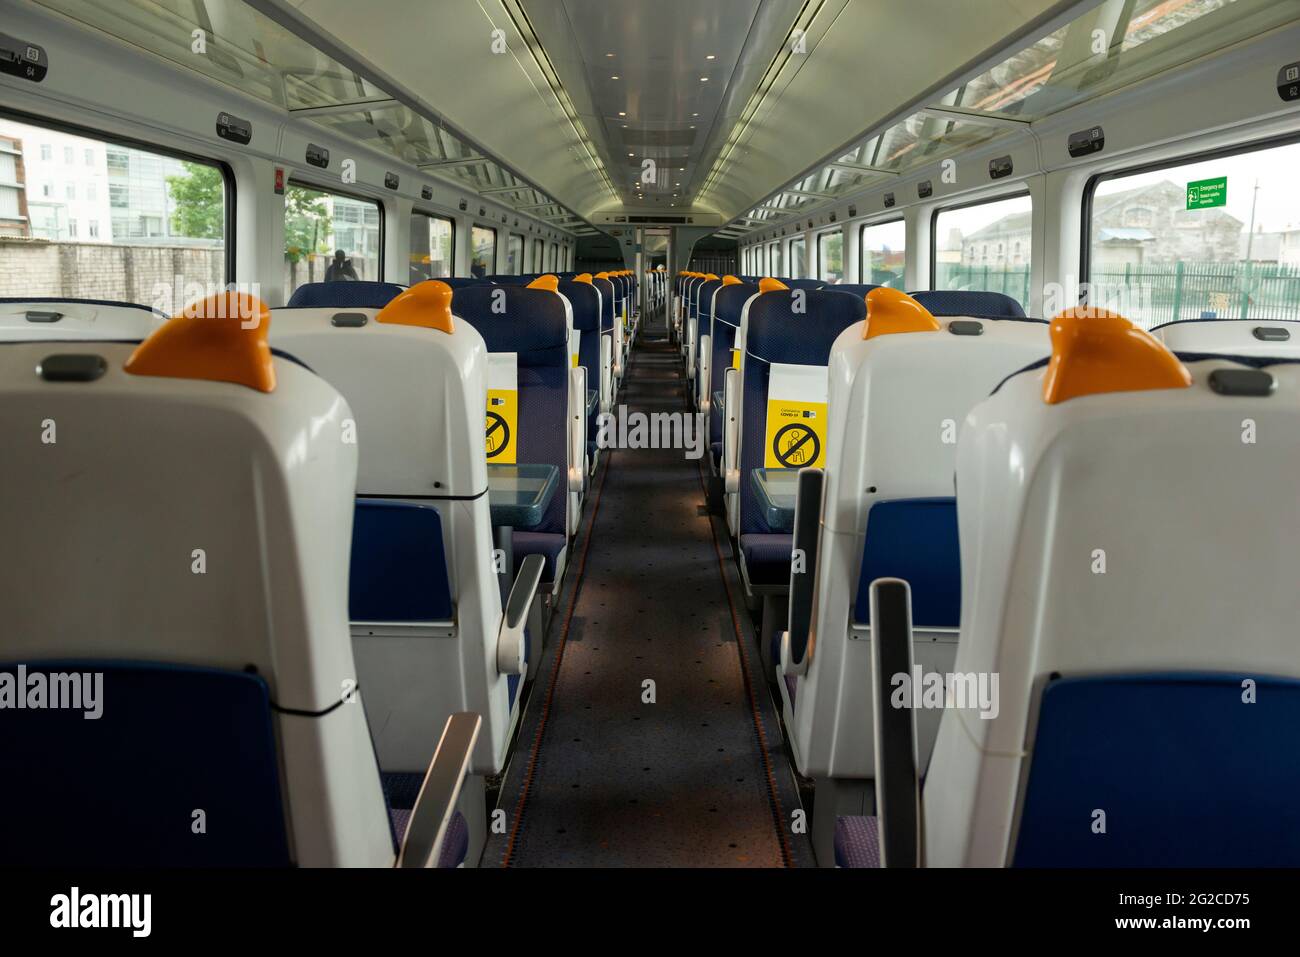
384;172;399;190
848;205;857;218
0;33;47;83
883;192;896;208
458;199;468;211
1067;125;1105;158
1278;62;1300;102
305;143;329;168
917;180;933;199
989;155;1013;180
421;185;434;201
215;112;252;145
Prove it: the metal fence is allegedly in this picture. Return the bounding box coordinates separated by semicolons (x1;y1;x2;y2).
934;264;1031;311
1091;262;1300;328
934;261;1300;328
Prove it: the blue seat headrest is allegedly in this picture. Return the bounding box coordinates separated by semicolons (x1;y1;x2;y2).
825;283;880;299
910;289;1026;319
746;290;866;365
557;281;601;332
451;286;569;366
438;277;493;289
713;284;759;327
285;281;404;309
785;278;826;291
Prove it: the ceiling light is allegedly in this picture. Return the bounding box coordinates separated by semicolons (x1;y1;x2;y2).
700;77;709;82
606;53;615;57
611;75;620;80
619;111;626;116
706;54;716;60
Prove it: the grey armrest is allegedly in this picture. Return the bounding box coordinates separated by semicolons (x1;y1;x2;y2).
869;578;922;868
780;467;824;677
396;712;482;869
497;553;545;674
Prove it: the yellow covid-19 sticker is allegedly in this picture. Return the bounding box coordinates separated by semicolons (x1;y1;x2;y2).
486;352;519;464
764;363;829;470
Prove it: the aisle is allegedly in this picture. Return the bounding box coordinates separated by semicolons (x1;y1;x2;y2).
484;309;813;867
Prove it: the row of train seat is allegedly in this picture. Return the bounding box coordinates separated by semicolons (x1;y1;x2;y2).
0;268;647;867
673;266;1300;866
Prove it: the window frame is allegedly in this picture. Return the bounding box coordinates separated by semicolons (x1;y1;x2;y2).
929;189;1031;291
507;231;525;275
789;235;807;279
410;207;457;280
532;237;544;272
470;223;498;276
287;176;387;284
858;216;906;287
1080;131;1300;288
2;106;237;282
816;227;844;283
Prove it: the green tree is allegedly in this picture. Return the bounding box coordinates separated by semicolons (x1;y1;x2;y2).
284;185;332;264
165;162;224;240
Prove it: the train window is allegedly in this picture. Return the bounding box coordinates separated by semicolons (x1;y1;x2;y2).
932;192;1032;310
817;230;843;283
547;242;558;272
1085;139;1300;329
789;235;807;279
471;225;497;278
284;182;381;301
506;233;524;274
0;115;230;306
408;211;454;282
770;241;782;277
532;237;544;272
860;219;906;288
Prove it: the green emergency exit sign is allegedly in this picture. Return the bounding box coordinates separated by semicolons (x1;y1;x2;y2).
1187;176;1227;209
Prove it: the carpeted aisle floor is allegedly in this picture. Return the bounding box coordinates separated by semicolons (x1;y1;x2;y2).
484;307;813;868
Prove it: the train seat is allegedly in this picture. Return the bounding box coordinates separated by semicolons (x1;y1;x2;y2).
687;276;724;401
0;297;166;340
911;289;1026;319
871;310;1300;866
453;281;578;589
783;289;1049;865
592;273;619;394
705;279;759;469
558;274;611;470
1152;317;1300;357
0;291;478;868
266;281;543;798
285;280;405;309
725;286;866;600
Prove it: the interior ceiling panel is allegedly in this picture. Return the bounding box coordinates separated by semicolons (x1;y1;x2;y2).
280;0;1086;220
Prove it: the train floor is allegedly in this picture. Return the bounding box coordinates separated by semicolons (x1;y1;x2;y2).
482;308;814;867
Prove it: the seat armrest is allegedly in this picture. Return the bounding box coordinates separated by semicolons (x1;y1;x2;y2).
613;314;625;380
781;467;824;677
568;365;587;493
600;334;613;413
686;316;697;378
723;366;741;493
396;712;481;868
497;553;545;675
869;578;922;868
698;334;711;413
